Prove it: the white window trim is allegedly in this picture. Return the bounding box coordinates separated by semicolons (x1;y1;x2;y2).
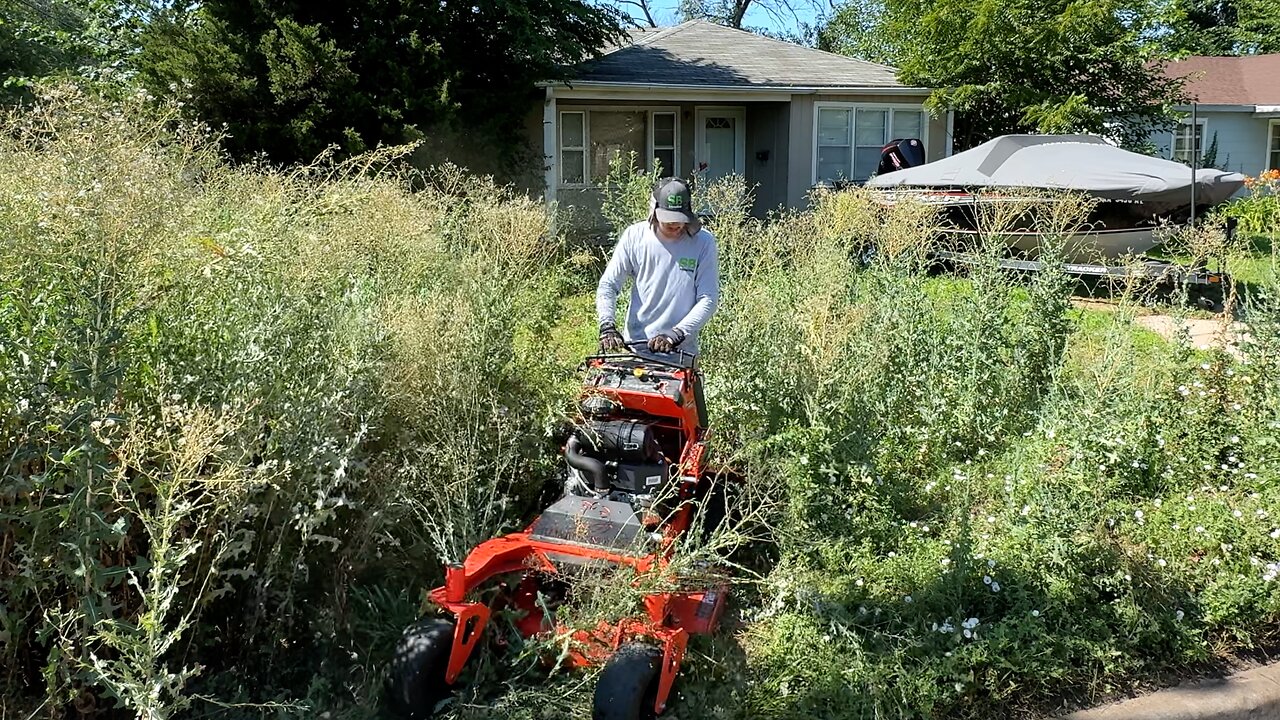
557;106;681;188
558;110;586;188
1171;117;1208;165
1268;119;1280;171
811;101;931;187
650;110;679;177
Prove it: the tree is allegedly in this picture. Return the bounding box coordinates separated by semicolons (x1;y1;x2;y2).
134;0;625;166
1157;0;1280;55
607;0;661;26
0;0;157;101
816;0;894;63
677;0;826;31
820;0;1187;150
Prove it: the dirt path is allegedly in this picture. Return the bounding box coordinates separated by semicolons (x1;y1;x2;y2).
1133;315;1250;357
1071;299;1249;357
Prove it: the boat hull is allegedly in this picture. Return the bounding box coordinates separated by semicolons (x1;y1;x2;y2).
943;226;1160;263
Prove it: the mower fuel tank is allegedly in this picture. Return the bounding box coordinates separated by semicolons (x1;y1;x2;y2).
529;496;646;551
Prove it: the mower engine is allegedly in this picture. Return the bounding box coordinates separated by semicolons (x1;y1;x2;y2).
566;413;671;501
528;354;704;553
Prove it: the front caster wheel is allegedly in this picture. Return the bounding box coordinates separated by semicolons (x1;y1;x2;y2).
592;643;664;720
387;617;455;719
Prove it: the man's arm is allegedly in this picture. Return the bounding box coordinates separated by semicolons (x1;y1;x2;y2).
673;235;719;336
596;228;635;328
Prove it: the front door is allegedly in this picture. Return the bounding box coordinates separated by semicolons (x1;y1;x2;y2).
694;107;746;183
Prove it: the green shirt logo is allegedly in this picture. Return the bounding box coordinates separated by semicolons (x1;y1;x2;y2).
678;257;697;272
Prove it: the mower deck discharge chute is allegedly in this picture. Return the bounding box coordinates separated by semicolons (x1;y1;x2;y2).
388;346;731;719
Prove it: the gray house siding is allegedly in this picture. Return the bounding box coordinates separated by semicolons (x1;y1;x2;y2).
1149;109;1277;180
787;95;814;209
745;102;790;214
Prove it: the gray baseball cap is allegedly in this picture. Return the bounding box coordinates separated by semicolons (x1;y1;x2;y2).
650;178;701;233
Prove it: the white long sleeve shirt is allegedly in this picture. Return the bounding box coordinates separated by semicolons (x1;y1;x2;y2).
596;220;719;356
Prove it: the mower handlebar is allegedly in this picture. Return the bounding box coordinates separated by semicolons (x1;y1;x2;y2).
591;340;698;371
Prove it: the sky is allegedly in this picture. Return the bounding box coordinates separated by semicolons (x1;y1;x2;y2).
614;1;829;41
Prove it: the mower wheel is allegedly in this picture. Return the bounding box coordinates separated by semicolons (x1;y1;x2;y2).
698;474;729;542
592;643;664;720
387;617;455;719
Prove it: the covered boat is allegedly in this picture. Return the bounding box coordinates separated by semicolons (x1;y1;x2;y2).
866;134;1246;262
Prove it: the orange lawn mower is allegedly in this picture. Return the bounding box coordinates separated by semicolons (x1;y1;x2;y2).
387;342;733;719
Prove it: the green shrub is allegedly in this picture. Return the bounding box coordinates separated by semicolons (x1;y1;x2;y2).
1218;169;1280;237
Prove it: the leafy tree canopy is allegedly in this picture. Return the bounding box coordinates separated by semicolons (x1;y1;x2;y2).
134;0;626;164
0;0;153;101
820;0;1188;150
1156;0;1280;55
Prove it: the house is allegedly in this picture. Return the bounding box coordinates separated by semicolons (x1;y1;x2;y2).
1151;54;1280;180
534;20;950;228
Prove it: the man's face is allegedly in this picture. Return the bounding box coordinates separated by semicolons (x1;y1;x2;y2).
657;221;686;240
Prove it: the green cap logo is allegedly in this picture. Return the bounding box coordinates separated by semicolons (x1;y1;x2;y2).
666;193;683;209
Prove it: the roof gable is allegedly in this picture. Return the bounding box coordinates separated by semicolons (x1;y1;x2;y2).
568;19;907;89
1164;54;1280;105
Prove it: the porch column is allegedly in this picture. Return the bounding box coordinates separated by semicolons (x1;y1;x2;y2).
945;110;955;157
543;87;557;215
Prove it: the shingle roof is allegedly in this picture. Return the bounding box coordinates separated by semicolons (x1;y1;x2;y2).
568;19;909;89
1164;54;1280;105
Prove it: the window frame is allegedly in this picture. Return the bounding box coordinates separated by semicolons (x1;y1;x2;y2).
557;106;681;188
650;110;679;177
812;101;931;187
1268;119;1280;171
558;110;587;187
1171;117;1207;166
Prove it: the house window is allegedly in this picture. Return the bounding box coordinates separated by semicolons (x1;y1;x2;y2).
1172;119;1205;165
557;108;679;187
1269;120;1280;170
560;111;585;185
817;109;852;183
589;110;646;182
652;112;676;176
815;104;927;185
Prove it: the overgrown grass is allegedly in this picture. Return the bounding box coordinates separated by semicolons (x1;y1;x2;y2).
3;87;1279;720
0;85;574;717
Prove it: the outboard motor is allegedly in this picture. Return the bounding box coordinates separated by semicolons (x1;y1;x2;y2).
877;138;926;175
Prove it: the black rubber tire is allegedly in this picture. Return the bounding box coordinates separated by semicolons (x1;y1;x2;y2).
699;475;729;542
592;643;664;720
386;617;455;719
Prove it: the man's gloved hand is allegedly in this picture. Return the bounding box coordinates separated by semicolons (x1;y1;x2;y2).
647;328;686;353
599;322;625;352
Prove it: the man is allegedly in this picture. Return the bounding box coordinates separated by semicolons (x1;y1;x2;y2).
596;177;719;358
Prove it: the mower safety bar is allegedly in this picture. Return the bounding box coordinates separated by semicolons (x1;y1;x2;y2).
589;341;698;371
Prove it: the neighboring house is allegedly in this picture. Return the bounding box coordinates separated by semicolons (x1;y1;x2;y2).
1151;54;1280;180
533;20;949;229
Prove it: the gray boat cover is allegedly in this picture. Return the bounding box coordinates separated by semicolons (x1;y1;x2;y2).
866;134;1245;210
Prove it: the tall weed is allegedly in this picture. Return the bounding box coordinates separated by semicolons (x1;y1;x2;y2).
0;84;569;715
